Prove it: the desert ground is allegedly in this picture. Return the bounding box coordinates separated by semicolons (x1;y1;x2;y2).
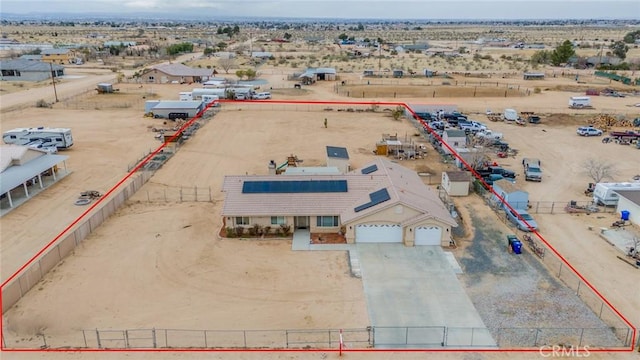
1;23;640;360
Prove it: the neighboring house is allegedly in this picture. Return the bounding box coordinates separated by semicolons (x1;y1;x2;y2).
0;59;65;81
326;146;350;174
615;190;640;226
41;48;73;64
491;179;529;210
442;130;467;155
442;171;471;197
139;63;214;84
392;69;404;78
585;56;623;68
0;145;69;214
523;73;545;80
103;41;137;47
19;55;43;61
298;67;337;84
221;157;457;246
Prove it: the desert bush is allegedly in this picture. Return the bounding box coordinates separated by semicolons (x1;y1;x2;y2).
264;226;271;235
225;227;236;237
235;226;245;237
280;224;291;236
35;99;50;108
534;87;541;94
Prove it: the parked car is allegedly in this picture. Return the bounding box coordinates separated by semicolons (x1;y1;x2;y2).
528;115;541;124
428;121;446;130
253;92;272;100
414;112;433;121
577;126;603;136
460;121;487;134
505;208;538;231
488;166;516;179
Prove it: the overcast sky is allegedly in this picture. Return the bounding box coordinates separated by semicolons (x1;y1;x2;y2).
2;0;639;19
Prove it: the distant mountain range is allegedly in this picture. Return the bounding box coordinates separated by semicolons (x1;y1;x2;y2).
1;13;638;26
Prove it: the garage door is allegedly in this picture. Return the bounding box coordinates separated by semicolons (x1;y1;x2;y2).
415;226;442;246
355;224;403;243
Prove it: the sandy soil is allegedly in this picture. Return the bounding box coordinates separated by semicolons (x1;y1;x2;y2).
1;55;639;360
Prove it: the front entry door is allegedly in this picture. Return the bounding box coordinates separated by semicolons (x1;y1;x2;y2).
295;216;309;229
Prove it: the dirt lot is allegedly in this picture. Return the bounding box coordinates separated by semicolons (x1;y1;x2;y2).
1;58;639;360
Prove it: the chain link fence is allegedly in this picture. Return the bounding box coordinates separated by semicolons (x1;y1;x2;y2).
3;325;632;350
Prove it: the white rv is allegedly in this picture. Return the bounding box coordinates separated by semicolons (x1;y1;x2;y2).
192;88;227;100
3;127;73;149
593;182;640;206
569;96;591;108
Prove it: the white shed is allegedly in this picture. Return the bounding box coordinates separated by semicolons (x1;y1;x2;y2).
442;130;467;155
326;146;350;174
442;171;471;196
615;190;640;226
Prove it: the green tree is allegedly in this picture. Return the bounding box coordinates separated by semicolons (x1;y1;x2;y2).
530;50;552;65
338;33;348;41
623;30;640;44
244;68;257;80
550;40;575;66
283;32;292;40
216;41;227;51
203;47;214;56
611;41;630;60
235;69;246;79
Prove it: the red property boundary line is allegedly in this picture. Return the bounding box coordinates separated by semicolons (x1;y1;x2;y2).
0;99;636;354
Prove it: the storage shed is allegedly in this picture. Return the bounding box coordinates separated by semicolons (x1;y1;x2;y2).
442;171;471;196
491;179;529;210
149;101;204;119
326;146;350;174
442;130;467;155
615;190;640;226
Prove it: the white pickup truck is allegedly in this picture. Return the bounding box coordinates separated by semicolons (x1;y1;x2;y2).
475;129;503;141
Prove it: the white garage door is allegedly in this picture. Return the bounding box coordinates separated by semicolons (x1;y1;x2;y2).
355;224;403;243
415;226;442;246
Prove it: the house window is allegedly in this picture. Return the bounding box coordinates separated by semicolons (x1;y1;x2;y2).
148;76;155;82
453;141;459;146
316;216;339;227
271;216;285;225
235;217;250;225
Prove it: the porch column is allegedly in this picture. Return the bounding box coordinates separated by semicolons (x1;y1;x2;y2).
7;191;13;208
38;174;44;189
23;182;30;197
52;166;57;181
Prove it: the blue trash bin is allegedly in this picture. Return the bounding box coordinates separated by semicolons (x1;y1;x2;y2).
512;240;522;254
621;210;630;221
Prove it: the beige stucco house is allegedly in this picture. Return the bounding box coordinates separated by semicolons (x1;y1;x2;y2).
139;63;213;84
442;171;471;197
221;157;457;247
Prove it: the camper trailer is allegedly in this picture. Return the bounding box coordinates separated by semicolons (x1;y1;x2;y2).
593;182;640;206
503;109;519;122
192;88;227;100
179;92;193;101
3;127;73;149
569;96;591;108
202;94;220;107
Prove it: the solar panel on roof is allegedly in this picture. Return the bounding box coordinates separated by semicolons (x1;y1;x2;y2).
242;180;348;194
354;188;390;212
361;164;378;174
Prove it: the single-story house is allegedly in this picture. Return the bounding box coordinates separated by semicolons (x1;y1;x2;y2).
442;171;471;197
19;55;43;61
221;157;457;247
0;59;65;81
41;48;73;64
442;130;467;155
298;67;336;84
139;63;214;84
103;41;137;47
392;69;404;78
1;145;69;215
326;146;350;174
491;179;529;210
615;190;640;226
586;56;623;68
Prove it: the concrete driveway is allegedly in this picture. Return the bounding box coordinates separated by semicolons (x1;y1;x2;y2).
356;244;495;348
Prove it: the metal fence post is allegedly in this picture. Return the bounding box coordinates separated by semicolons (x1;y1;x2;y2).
471;327;475;346
558;262;563;277
125;330;130;348
534;328;540;346
579;328;585;347
96;329;102;348
243;330;247;348
551;202;554;214
204;330;208;348
406;327;409;345
194;186;197;201
152;328;157;348
576;281;581;296
41;333;47;348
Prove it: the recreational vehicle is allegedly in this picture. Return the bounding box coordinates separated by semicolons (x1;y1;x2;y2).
192;88;227;100
503;109;519;122
3;127;73;149
593;182;640;206
569;96;591;108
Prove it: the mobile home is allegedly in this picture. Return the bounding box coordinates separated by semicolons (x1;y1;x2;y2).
569;96;591;108
593;182;640;206
3;127;73;149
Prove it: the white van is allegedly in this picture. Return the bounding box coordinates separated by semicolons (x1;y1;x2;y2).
253;92;272;100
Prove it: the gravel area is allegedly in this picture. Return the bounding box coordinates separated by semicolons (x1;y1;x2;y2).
454;204;623;348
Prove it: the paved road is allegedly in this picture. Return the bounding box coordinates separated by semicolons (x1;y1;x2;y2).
357;244;495;348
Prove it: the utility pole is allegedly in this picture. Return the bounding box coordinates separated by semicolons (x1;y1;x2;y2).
49;62;59;102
